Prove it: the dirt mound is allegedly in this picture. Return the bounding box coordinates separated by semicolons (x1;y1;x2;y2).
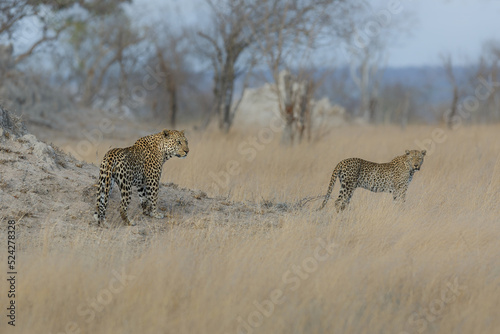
0;105;27;138
0;108;292;246
1;108;95;240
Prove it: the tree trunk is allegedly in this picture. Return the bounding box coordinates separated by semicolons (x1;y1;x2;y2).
298;81;313;144
168;82;177;129
400;94;409;129
218;60;235;133
281;72;295;145
118;45;126;110
368;97;377;123
447;86;458;129
84;53;118;106
156;45;178;128
200;71;222;130
360;60;370;122
282;104;295;145
165;72;177;128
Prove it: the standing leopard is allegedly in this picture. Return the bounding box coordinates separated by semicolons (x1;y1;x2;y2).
318;150;426;212
94;129;189;226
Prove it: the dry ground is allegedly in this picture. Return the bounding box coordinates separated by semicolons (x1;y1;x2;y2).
1;118;499;334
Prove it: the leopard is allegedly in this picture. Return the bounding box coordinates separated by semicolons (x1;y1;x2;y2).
94;129;189;226
318;150;426;212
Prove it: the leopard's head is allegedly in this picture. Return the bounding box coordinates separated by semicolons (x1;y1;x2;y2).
162;129;189;159
404;149;426;171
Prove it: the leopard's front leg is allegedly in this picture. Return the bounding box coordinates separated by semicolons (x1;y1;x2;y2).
145;171;164;219
138;184;152;216
393;181;409;202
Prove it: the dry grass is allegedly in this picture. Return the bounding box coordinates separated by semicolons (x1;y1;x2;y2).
1;124;499;333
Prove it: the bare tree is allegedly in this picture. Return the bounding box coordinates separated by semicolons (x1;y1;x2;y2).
280;71;298;144
271;70;318;145
0;1;67;63
349;45;385;122
297;79;314;143
0;0;135;116
155;44;178;128
197;0;354;134
0;0;129;65
474;41;500;123
151;28;191;128
196;0;259;133
249;0;357;144
63;11;144;107
340;3;414;123
442;54;461;129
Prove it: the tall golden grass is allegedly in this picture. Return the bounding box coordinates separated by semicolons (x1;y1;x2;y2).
1;124;499;333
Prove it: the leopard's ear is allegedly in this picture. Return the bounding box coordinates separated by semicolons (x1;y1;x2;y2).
421;150;426;156
405;150;410;155
180;130;185;136
163;129;170;137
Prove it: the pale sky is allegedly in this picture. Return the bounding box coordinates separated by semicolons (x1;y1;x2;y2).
130;0;500;68
384;0;500;67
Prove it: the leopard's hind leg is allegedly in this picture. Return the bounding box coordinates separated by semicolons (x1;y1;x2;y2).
334;168;357;213
108;161;135;226
95;155;114;226
319;164;341;210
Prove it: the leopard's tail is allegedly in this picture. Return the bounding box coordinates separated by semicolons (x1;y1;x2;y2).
318;164;341;210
